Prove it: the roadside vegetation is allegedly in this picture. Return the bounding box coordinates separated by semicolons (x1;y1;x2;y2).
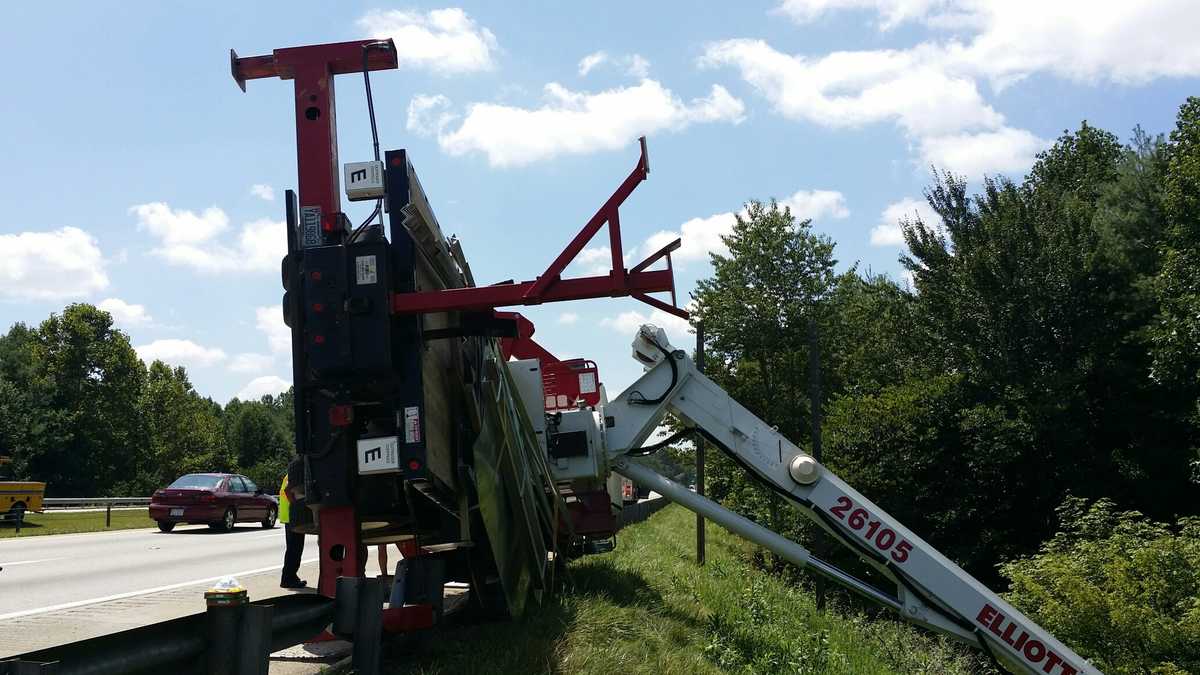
0;509;156;538
688;97;1200;671
0;308;296;497
388;504;987;675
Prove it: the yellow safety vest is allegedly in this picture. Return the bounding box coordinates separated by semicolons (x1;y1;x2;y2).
279;474;290;524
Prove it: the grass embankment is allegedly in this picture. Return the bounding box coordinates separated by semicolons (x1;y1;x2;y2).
0;509;155;538
391;504;988;674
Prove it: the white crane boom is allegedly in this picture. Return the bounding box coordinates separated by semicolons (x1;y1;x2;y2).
589;325;1097;675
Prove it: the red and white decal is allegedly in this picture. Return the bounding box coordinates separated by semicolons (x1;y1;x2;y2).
976;604;1080;675
828;495;914;563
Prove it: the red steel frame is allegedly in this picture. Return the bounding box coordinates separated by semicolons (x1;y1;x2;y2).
232;39;398;598
390;137;689;320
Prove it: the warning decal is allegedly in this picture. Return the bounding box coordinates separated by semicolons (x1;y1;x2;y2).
300;207;322;248
404;406;421;444
355;255;378;285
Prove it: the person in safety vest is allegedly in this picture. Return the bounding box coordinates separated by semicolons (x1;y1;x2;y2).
280;457;306;589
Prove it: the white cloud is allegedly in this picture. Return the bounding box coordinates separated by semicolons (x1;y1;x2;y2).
256;306;291;355
357;8;499;74
228;353;275;374
578;52;650;78
98;298;151;326
135;339;227;369
703;40;1002;137
779;189;850;221
869;197;943;246
431;80;744;167
917;127;1049;176
777;0;949;30
407;94;457;136
641;188;847;266
578;51;609;76
558;312;580;325
601;306;693;349
645;212;736;265
132;202;285;274
702;38;1046;176
775;1;1200;85
250;184;274;201
0;227;109;301
626;54;651;78
569;245;623;276
236;375;291;401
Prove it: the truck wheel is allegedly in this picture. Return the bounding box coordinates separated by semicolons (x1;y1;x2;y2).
157;521;176;533
261;507;277;529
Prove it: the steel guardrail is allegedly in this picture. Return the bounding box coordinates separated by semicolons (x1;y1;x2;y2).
42;497;150;509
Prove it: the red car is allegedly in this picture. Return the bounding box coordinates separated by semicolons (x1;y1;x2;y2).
149;473;278;532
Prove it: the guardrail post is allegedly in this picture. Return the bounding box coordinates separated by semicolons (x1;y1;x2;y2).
334;576;385;675
236;605;273;675
105;502;112;528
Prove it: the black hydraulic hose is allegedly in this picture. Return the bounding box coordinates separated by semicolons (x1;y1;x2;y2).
347;40;392;245
624;428;697;457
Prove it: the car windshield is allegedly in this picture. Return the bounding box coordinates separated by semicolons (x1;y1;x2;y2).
168;474;223;490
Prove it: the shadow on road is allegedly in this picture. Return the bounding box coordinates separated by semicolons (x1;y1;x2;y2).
161;526;280;536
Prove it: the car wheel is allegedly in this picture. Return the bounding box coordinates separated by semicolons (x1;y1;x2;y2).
157;521;176;532
221;508;236;532
261;507;277;529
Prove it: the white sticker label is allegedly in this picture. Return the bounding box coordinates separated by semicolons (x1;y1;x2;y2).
300;206;322;248
357;436;400;475
404;406;421;444
578;372;597;394
355;255;378;285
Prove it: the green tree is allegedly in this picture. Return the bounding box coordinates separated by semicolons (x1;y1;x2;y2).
141;361;233;489
692;199;836;445
0;323;45;481
902;120;1193;537
22;304;147;496
223;395;293;492
691;199;838;560
823;374;1038;577
1150;97;1200;483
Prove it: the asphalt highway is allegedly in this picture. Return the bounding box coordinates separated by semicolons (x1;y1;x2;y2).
0;522;314;619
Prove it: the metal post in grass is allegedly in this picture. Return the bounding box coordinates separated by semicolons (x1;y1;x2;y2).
695;322;706;566
809;316;825;611
106;502;112;528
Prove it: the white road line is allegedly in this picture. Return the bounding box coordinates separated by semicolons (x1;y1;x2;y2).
0;558;66;567
0;557;319;621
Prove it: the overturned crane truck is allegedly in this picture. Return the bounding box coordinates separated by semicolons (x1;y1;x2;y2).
228;38;1095;675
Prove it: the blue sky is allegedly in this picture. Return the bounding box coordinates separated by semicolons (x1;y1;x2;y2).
2;1;1198;403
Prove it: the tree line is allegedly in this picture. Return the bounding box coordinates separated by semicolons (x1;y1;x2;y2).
690;98;1200;672
0;303;295;496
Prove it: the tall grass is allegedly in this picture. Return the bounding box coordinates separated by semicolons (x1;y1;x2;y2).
387;504;992;674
